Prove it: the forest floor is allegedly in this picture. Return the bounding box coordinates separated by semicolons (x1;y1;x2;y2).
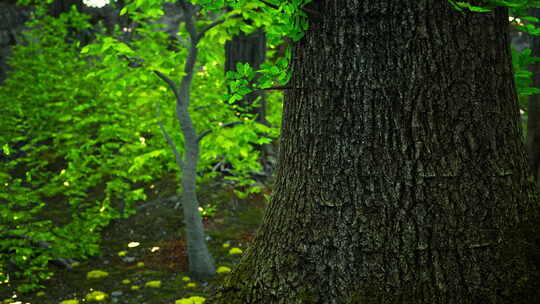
0;176;270;304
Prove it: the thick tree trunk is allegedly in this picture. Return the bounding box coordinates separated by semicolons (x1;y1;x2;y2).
209;1;535;303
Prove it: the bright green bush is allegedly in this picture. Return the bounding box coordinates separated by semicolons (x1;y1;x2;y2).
0;1;285;292
0;7;155;292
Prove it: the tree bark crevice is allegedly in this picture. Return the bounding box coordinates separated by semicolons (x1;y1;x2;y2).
209;1;536;303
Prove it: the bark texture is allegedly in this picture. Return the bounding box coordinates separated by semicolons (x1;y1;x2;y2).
175;1;216;279
0;3;31;84
209;1;534;303
156;0;216;279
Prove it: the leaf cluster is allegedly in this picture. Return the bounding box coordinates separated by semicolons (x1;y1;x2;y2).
0;7;156;292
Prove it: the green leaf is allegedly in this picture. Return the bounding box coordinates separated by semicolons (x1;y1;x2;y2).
239;147;249;158
2;144;10;156
520;16;539;23
58;115;72;122
114;42;134;54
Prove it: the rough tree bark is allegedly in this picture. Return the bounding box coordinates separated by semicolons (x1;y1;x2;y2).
209;1;535;303
0;3;31;84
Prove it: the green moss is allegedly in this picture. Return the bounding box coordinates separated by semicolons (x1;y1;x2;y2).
175;296;206;304
86;270;109;280
216;266;232;274
145;280;161;288
85;291;108;302
228;247;243;255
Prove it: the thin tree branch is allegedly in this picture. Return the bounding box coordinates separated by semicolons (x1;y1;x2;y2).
259;0;279;10
179;0;199;44
177;0;199;110
197;18;226;41
246;85;297;94
153;70;183;105
196;12;243;41
259;0;321;18
248;86;331;93
257;85;293;91
197;121;243;142
155;101;184;171
299;6;321;17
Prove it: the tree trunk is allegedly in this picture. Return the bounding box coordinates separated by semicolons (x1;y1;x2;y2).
49;0;83;17
528;7;540;189
225;26;267;125
172;0;216;279
179;95;216;279
155;1;216;279
209;1;535;303
0;3;31;84
225;25;276;175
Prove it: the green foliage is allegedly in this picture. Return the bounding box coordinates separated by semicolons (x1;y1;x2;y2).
512;47;540;106
449;0;540;12
511;45;540;138
81;0;288;192
199;204;218;217
1;0;296;291
194;0;312;42
447;1;540;36
0;8;158;292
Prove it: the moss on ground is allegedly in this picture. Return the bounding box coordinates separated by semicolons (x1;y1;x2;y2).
0;178;267;304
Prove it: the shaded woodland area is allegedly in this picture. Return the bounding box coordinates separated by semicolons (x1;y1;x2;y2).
1;1;540;304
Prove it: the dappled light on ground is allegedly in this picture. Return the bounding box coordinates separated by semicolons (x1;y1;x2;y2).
1;182;267;303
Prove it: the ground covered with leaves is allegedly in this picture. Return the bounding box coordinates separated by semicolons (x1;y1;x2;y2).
0;177;268;304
